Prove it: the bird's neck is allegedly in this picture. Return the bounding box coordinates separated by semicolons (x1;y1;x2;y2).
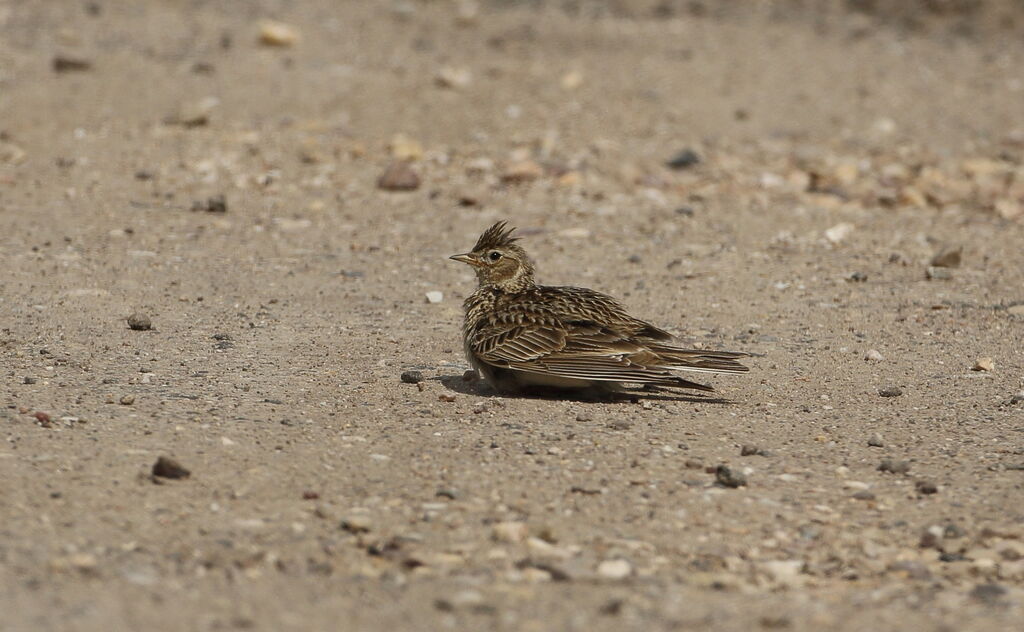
480;275;535;294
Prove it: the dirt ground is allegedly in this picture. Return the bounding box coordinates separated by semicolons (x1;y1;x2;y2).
2;1;1023;630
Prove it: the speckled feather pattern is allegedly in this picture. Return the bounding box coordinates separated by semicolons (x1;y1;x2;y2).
453;222;749;394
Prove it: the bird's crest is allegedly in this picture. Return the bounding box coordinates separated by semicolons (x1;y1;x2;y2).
473;221;519;252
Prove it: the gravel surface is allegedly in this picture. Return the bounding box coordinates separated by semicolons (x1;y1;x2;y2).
1;2;1023;631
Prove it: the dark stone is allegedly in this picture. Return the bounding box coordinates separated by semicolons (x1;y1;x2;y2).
53;56;92;73
715;465;747;488
878;386;903;397
152;456;190;480
665;148;700;170
401;370;424;384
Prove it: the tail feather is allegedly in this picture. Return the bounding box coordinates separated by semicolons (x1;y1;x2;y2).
649;346;750;375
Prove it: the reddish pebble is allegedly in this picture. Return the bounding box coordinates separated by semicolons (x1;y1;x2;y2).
302;491;320;500
34;411;51;423
438;394;456;402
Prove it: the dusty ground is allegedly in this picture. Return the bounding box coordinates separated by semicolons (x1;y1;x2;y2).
2;1;1024;630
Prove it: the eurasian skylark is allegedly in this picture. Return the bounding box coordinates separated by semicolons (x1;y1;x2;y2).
450;221;749;395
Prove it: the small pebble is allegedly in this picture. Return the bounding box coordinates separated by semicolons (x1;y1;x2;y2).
152;456;190;480
878;458;911;475
340;514;373;533
665;149;700;170
926;266;952;280
23;376;36;385
435;66;472;89
864;349;884;362
127;312;152;331
259;20;299;47
119;394;135;405
52;56;92;73
715;465;747;488
916;480;939;495
740;444;760;456
944;524;967;539
378;161;421;191
501;160;543;183
492;521;528;543
867;433;885;447
575;410;593;422
878;386;903;398
597;559;633;580
824;222;855;244
172;96;219;127
425;291;443;304
930;246;962;268
852;490;876;501
401;370;424;384
972;357;994;372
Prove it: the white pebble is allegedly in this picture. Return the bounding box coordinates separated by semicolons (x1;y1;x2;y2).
824;222;855;244
425;291;443;304
597;559;632;579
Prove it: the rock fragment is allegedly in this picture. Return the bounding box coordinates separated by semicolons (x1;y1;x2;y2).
152;456;190;480
192;195;227;213
435;66;472;89
259;21;299;47
400;370;423;384
127;313;152;331
930;246;962;268
597;559;632;580
501;160;543;183
824;222;855;244
715;465;747;488
665;149;700;170
926;266;952;280
878;386;903;398
972;357;994;372
492;521;528;543
53;56;92;72
340;514;373;534
878;459;911;475
377;162;421;191
170;97;219;127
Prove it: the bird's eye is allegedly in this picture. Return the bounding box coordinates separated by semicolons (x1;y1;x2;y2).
488;251;502;261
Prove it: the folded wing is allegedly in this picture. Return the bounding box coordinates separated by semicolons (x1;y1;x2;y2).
470;318;747;392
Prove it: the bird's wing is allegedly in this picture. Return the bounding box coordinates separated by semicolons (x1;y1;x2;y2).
471;319;725;389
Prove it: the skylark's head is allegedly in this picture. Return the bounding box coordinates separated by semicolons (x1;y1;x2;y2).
450;221;535;291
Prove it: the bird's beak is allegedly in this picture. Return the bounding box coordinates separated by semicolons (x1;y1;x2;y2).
449;253;478;266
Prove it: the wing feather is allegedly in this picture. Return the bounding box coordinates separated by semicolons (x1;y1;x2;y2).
468;298;747;391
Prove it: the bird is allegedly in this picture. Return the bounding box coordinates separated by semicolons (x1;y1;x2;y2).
449;221;749;396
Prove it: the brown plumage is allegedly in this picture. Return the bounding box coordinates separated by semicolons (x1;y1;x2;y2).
449;221;749;395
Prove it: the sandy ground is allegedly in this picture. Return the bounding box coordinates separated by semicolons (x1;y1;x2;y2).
2;1;1024;630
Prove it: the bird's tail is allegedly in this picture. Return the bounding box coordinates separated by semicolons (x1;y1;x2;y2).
649;346;750;375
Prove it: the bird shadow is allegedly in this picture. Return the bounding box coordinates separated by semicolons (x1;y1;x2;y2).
435;375;736;405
